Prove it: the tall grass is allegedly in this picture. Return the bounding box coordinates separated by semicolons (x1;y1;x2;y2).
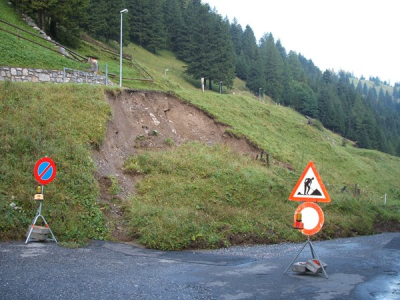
1;0;400;249
124;143;297;250
123;142;400;250
0;82;111;244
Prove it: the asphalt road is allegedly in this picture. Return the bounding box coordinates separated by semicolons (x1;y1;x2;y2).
1;233;399;300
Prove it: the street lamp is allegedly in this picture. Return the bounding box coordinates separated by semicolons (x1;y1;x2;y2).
120;8;128;87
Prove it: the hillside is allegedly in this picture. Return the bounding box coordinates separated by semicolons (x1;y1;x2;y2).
1;1;400;249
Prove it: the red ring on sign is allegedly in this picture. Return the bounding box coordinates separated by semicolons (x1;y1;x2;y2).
294;202;324;235
34;157;57;185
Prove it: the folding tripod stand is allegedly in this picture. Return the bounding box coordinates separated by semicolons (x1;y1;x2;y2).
283;235;328;279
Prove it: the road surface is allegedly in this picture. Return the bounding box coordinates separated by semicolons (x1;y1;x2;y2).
1;233;399;299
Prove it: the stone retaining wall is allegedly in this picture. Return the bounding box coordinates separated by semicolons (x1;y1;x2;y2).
0;66;113;85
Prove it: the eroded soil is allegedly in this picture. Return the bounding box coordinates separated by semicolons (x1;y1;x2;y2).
92;90;399;243
93;90;262;241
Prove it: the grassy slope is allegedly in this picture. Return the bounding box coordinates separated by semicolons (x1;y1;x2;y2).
0;82;111;245
121;46;400;250
350;77;393;96
1;0;400;249
0;1;87;70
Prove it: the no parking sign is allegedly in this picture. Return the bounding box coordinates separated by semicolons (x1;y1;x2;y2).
34;157;57;185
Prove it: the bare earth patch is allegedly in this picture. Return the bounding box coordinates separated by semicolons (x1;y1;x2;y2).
92;90;262;241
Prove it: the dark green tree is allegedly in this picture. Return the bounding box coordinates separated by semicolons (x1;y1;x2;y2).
128;0;165;53
356;81;363;94
234;25;257;80
362;82;369;96
163;0;185;52
145;0;166;53
275;39;287;60
207;15;236;88
318;83;337;130
241;25;258;61
86;0;129;45
246;55;265;94
287;51;306;83
176;0;203;61
396;138;400;156
230;18;243;55
184;2;235;90
12;0;89;46
259;33;284;101
290;81;318;118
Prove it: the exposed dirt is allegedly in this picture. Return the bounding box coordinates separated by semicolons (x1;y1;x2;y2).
92;90;397;244
374;219;400;233
92;90;262;241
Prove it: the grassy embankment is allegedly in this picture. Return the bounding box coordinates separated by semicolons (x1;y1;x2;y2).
1;0;400;249
0;82;111;245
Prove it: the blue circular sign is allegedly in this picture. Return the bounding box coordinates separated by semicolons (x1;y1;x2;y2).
34;157;57;185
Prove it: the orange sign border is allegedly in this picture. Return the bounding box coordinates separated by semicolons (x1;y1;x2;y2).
288;161;330;203
294;202;324;235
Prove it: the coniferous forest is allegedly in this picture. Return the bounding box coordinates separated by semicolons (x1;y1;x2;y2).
9;0;400;156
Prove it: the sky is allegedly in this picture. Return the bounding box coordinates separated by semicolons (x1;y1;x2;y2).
205;0;399;85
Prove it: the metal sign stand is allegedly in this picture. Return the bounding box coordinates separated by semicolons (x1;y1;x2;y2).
283;235;328;279
25;186;57;244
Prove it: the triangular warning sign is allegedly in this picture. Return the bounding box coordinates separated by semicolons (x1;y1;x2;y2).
289;161;330;202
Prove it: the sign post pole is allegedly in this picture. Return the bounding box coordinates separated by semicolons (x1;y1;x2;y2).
26;158;58;244
25;191;58;244
284;161;330;278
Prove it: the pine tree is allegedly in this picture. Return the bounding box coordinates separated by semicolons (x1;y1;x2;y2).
356;81;363;94
241;25;258;61
396;138;400;156
163;0;185;52
13;0;89;46
362;82;369;96
230;18;243;55
367;86;378;103
86;0;129;45
146;0;166;53
128;0;148;46
128;0;165;52
260;33;283;101
246;55;265;94
276;39;287;60
235;54;251;80
184;1;213;83
378;88;385;102
290;81;318;118
185;4;235;90
287;51;306;83
318;83;337;130
86;0;108;41
235;25;257;80
207;15;236;88
176;0;203;62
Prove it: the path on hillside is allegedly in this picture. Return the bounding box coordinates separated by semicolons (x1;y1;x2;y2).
1;233;400;299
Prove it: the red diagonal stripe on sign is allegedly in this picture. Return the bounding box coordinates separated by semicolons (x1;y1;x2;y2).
39;163;52;178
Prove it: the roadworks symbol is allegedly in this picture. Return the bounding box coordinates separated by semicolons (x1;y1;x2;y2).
289;161;330;203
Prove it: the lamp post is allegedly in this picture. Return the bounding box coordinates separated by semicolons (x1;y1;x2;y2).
120;8;128;87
